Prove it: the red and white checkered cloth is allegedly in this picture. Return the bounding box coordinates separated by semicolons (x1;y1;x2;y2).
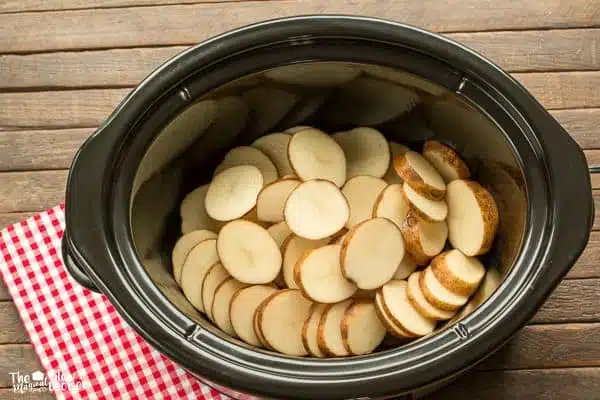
0;204;232;399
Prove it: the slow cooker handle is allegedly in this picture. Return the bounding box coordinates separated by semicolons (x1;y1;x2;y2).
61;234;99;292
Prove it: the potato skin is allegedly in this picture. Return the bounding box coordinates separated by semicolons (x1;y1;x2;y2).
418;269;464;312
423;140;470;182
430;250;483;296
465;180;499;255
394;152;445;200
400;212;432;266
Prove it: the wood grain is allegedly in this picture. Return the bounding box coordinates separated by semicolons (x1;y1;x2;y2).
569;231;600;279
0;303;29;344
0;213;36;229
553;108;600;149
533;279;600;323
0;389;54;400
0;345;44;388
0;171;68;212
1;0;599;53
0;0;247;13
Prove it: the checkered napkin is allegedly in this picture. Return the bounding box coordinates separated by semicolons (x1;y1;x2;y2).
0;204;231;400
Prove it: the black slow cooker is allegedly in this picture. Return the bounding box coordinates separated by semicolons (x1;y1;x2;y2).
61;16;594;399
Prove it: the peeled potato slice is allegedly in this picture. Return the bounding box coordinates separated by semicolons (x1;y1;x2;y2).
341;218;405;289
317;300;353;357
287;128;347;187
374;291;415;339
217;220;282;284
446;179;499;256
407;271;456;320
341;300;387;355
172;230;217;285
393;254;418;280
282;235;330;289
212;278;250;336
214;146;278;185
284;180;349;240
431;249;486;296
423;140;470;183
267;221;293;248
372;183;410;228
230;285;278;347
205;165;263;222
381;280;436;336
403;182;448;222
202;262;231;321
332;127;390;179
252;133;294;177
342;176;388;229
383;142;410;184
257;289;313;356
452;268;502;322
400;211;448;265
256;178;301;223
302;304;328;357
180;239;219;312
180;184;219;234
295;244;357;303
420;267;469;311
394;151;446;200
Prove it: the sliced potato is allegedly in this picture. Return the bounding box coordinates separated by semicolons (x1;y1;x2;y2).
394;150;446;200
423;140;470;183
328;228;349;245
212;278;250;336
287;128;347;187
380;280;436;336
302;303;328;357
252;133;294;177
341;218;404;289
285;125;312;134
374;291;415;339
317;300;353;357
257;289;313;356
342;175;388;229
217;220;282;284
281;235;330;289
230;285;278;347
341;300;387;355
393;254;418;280
419;266;469;311
205;165;263;222
295;244;357;303
430;249;486;296
372;183;410;228
253;301;274;350
400;211;448;265
180;184;219;234
214;146;278;185
363;65;448;96
403;182;448;222
332;127;390;179
406;271;456;320
284;180;350;240
267;221;293;248
172;230;217;285
201;262;231;321
265;63;360;87
383;142;410;184
180;239;219;312
256;178;302;223
452;268;502;323
446;179;499;256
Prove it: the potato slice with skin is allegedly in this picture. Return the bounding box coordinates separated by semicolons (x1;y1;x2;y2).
295;244;357;303
446;179;499;256
302;304;328;357
407;271;456;320
400;211;448;266
381;280;436;336
394;151;446;200
205;165;263;222
230;285;278;347
257;289;313;356
180;184;219;234
317;300;353;357
452;268;502;322
201;263;231;321
214;146;278;185
253;303;274;350
372;183;410;228
423;140;470;183
284;180;350;240
420;266;469;311
383;142;410;184
256;178;301;223
252;133;294;177
341;218;405;289
431;249;486;296
393;254;418;280
403;182;448;222
212;278;250;336
282;235;330;289
287;128;347;187
342;175;388;229
217;220;282;284
332;127;390;179
374;291;415;339
172;230;217;285
267;221;293;248
180;239;219;312
341;300;387;355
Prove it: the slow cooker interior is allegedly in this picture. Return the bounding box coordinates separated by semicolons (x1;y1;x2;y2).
129;61;527;353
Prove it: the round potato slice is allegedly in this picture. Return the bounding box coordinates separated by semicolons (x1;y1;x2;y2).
281;235;330;289
201;263;231;321
267;221;293;248
295;244;357;303
332;127;390;179
419;266;469;311
230;285;278;347
317;300;353;357
252;133;294;177
400;211;448;265
430;249;486;296
284;180;350;240
452;268;502;323
372;183;410;228
257;289;313;356
180;239;219;312
205;165;263;222
393;254;418;280
374;291;415;339
256;178;302;223
342;175;388;229
446;179;499;256
212;278;250;336
302;303;328;357
423;140;470;183
285;125;312;134
180;184;219;234
406;271;456;320
403;182;448;222
383;142;410;184
341;218;405;289
381;280;436;336
172;230;217;285
394;150;446;200
287;128;347;187
341;300;387;355
217;220;282;284
214;146;278;185
253;302;274;350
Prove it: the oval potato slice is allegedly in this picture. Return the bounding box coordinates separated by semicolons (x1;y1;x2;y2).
406;271;456;320
282;235;330;289
180;239;219;312
214;146;278;185
423;140;470;183
403;182;448;222
212;278;250;336
342;175;388;229
201;262;231;321
419;266;469;311
302;303;328;357
372;183;410;228
172;230;217;285
256;178;301;223
317;300;353;357
383;141;410;184
430;249;486;296
452;268;502;323
446;179;499;256
253;301;274;350
180;184;219;234
374;291;415;339
205;165;263;222
394;150;446;200
230;285;278;347
393;254;418;280
332;127;390;179
252;133;294;177
381;280;436;336
267;221;293;248
400;211;448;265
341;300;387;355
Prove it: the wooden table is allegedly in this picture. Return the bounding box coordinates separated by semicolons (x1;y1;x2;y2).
0;1;599;399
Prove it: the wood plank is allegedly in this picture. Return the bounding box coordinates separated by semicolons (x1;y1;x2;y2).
0;0;246;13
569;231;600;279
553;108;600;149
0;303;29;344
0;280;11;301
0;346;44;388
1;0;599;53
0;388;54;400
586;149;600;166
0;171;68;213
533;279;600;324
595;191;600;230
0;212;36;229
